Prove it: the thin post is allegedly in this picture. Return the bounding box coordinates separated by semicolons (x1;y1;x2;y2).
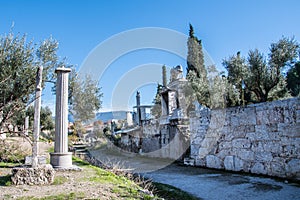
32;66;43;168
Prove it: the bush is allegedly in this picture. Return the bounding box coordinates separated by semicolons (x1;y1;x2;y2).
0;140;27;163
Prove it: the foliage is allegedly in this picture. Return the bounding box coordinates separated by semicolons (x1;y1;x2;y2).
186;24;213;109
0;30;71;128
187;24;207;80
0;174;12;186
207;65;240;108
70;74;103;123
151;83;163;118
69;121;86;142
0;140;27;163
287;61;300;96
223;37;299;103
22;106;54;131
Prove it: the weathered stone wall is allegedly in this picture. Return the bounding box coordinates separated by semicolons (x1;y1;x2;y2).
120;119;190;160
190;98;300;180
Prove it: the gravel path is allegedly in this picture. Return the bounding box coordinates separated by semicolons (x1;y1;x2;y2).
91;146;300;200
143;164;300;200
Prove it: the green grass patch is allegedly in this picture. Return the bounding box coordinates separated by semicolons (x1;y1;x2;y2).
0;162;18;168
52;175;68;185
0;174;12;186
16;192;85;200
73;156;157;199
47;146;54;153
71;156;199;200
72;156;90;167
152;182;201;200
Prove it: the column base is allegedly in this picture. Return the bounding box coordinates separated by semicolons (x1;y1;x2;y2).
50;152;72;169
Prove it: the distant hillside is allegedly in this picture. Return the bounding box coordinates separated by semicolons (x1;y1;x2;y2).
96;111;131;122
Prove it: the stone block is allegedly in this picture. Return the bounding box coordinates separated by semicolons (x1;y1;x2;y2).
269;107;284;124
224;156;234;171
191;136;204;145
270;161;285;177
184;158;195;166
281;145;297;157
209;110;226;129
237;149;255;161
25;156;47;165
296;110;300;123
284;107;297;124
251;162;267;175
190;145;200;157
245;132;256;141
233;157;244;171
255;152;273;162
219;141;232;150
286;159;300;174
201;137;219;148
256;110;270;125
262;141;282;153
254;126;271;140
278;123;300;137
239;108;256;125
206;155;222;169
224;132;234;141
217;149;232;160
195;157;206;166
232;139;251;149
11;164;55;185
229;107;256;126
198;147;210;158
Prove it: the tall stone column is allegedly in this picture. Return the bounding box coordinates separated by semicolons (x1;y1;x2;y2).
50;67;72;168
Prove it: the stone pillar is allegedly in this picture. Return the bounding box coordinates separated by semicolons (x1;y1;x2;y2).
32;66;43;168
50;67;72;168
136;91;141;125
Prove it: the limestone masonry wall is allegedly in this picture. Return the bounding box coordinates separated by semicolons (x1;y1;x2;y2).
189;97;300;180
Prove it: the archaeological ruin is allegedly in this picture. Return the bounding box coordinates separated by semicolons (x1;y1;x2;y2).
113;65;300;181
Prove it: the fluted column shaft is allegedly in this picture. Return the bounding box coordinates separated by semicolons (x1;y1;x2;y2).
54;67;71;153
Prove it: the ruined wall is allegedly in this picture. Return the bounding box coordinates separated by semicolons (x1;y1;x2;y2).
190;98;300;180
120;119;190;160
119;128;142;153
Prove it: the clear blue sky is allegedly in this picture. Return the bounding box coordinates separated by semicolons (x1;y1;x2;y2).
1;0;299;112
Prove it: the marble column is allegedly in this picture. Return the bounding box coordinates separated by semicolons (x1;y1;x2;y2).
50;67;72;168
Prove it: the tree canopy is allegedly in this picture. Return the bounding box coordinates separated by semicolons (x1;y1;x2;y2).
0;31;70;128
287;61;300;96
70;74;103;124
223;37;299;103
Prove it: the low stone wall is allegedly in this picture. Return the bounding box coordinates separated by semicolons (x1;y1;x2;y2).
11;164;55;185
189;98;300;180
118;119;190;160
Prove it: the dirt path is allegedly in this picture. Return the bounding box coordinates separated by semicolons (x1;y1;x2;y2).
91;145;300;200
0;138;135;199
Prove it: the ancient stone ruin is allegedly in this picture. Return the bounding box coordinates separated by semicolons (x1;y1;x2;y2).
115;65;300;181
11;67;75;185
50;67;73;169
188;97;300;180
11;164;55;185
118;65;190;160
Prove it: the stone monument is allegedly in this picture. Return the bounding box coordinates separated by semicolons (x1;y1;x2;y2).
50;67;72;168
